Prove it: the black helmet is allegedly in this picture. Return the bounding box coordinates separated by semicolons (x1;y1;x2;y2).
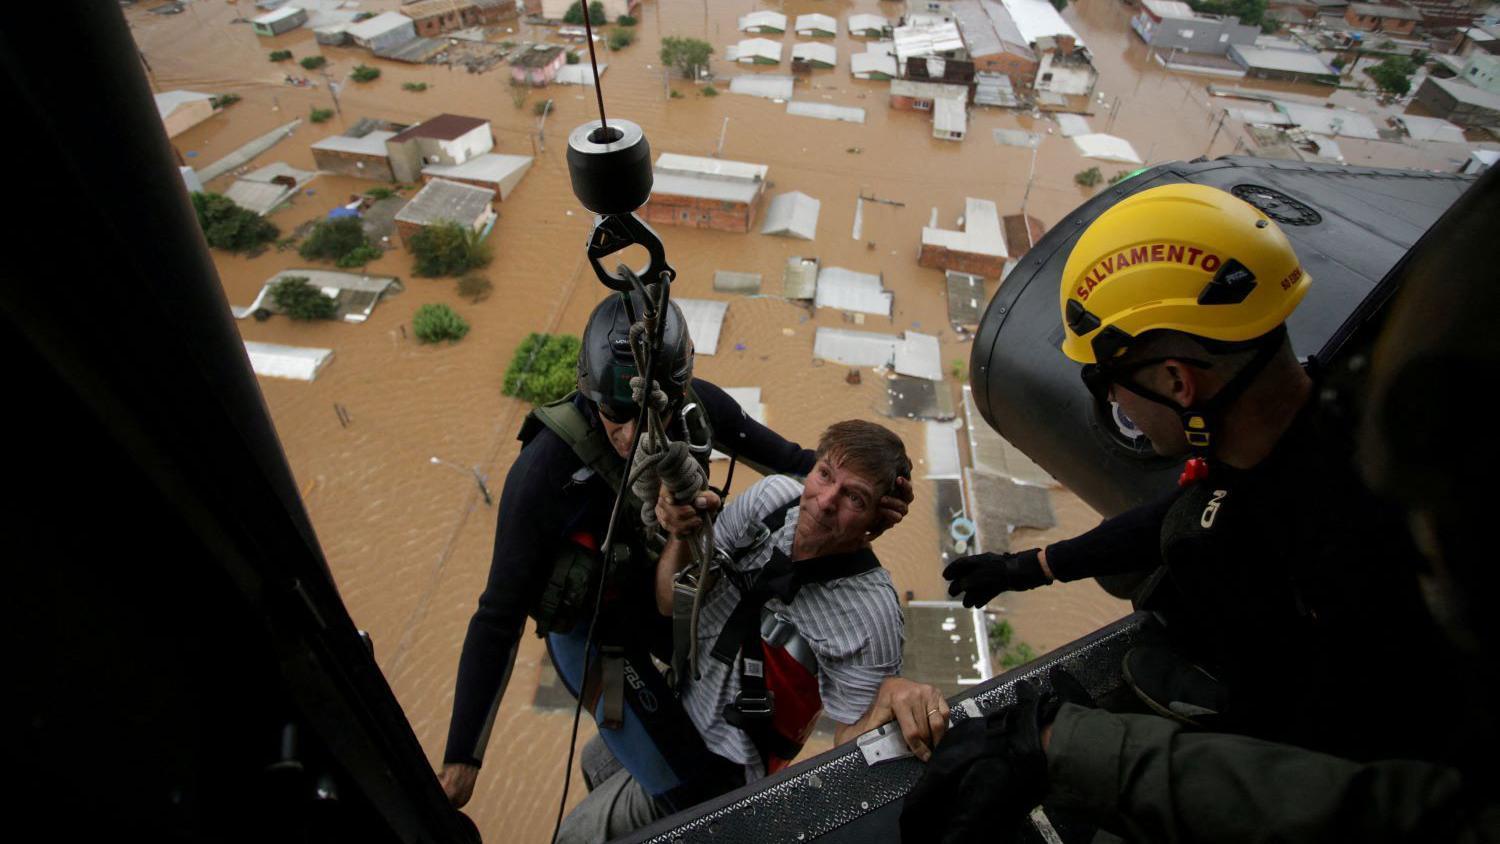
578;291;694;419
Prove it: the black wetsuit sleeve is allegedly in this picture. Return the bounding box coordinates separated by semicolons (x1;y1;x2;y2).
694;378;817;477
444;431;579;767
1044;489;1178;582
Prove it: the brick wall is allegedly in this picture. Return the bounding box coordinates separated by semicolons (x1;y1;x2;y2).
419;172;504;199
312;148;395;180
974;53;1038;87
917;244;1006;278
641;193;757;232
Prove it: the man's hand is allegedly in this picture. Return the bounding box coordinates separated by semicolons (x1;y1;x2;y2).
438;762;479;808
943;549;1050;608
868;475;914;539
836;676;949;761
655;487;722;538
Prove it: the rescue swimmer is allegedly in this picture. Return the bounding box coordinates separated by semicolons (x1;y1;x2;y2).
942;184;1458;763
438;291;913;815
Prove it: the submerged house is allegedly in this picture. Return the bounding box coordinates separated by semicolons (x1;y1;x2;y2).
394;178;497;243
384;113;494;183
511;44;568;86
919;197;1007;277
739;10;788;33
642;153;769;233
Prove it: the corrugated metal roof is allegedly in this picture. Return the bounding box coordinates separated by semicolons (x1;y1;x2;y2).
674;298;729;356
848;13;889;34
254;6;304;24
1231;45;1337;76
390;114;489;144
154;90;214;118
1426;76;1500;110
922;198;1007;257
1071;133;1143;163
713;271;762;293
729;75;795;98
1347;2;1423;19
924;421;963;479
1396;114;1467;144
1056;113;1091;136
991;128;1041;147
795;13;838;34
395;178;494;225
815;267;891;316
934;97;968;136
894;331;943;381
739;10;787;31
791;42;838;66
786;101;865;122
422;153;533;199
784;257;819;299
893;21;964;59
1274;101;1381;139
346;11;413;39
890;79;968;100
555;63;607;84
999;0;1084;48
727;38;783;63
651;172;762;203
760;191;821;239
656;153;768;182
851;50;898;78
813;328;900;368
1141;0;1196;19
312;129;397;156
245;341;333;381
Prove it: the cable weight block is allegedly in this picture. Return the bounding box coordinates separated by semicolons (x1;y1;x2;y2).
567;119;652;215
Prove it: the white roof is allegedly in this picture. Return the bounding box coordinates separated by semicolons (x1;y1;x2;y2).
312;129;397;156
813;329;942;379
739;10;787;31
851;50;898;78
891;79;969;100
1473;149;1500;165
674;298;729;356
816;267;892;316
848;13;889;33
656;153;767;182
999;0;1084;48
992;128;1041;147
1056;113;1091;136
1463;26;1497;42
422;153;534;199
346;11;412;39
1275;101;1381;139
761;191;821;240
1072;133;1143;163
727;38;783;63
224;181;297;215
1396;114;1467;144
1308;134;1344;162
1141;0;1196;19
791;42;838;66
922;198;1006;257
711;388;764;460
1426;76;1500;110
795;13;838;34
1232;45;1336;76
923;421;962;480
154;90;214;118
934;97;968;136
245;341;333;382
962;385;1055;485
254;5;304;24
395;178;496;226
893;21;965;59
786;101;866;122
555;63;607;84
729;75;795;98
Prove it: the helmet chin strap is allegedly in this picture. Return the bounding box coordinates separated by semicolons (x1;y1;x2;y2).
1113;329;1286;477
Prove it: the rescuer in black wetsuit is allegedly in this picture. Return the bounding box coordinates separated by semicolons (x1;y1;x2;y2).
438;291;910;814
905;180;1499;844
944;184;1455;763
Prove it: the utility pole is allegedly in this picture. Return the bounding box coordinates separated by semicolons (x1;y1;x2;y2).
537;98;552;151
1206;110;1228;155
320;69;342;118
1019;141;1040;217
715;117;729;157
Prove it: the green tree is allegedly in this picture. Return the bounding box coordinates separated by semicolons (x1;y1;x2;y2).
413;304;470;344
271;276;337;321
402;81;429;91
617;14;637;26
211;93;241;109
503;333;582;404
408;221;493;277
1075;166;1103;188
459;274;494;303
190;192;279;253
1050;0;1068;9
608;29;635;50
269;50;294;62
1367;55;1417;96
562;0;605;24
299;55;327;70
1186;0;1267;29
660;36;714;79
702;84;718;97
566;50;581;64
336;244;382;268
310;107;334;123
351;64;381;82
298;217;369;263
365;186;396;200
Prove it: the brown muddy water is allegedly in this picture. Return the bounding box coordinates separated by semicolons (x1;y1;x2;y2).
126;1;1463;840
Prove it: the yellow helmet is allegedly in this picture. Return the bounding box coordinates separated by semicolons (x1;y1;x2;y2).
1059;184;1312;365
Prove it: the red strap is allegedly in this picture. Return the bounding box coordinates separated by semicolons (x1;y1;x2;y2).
1178;457;1209;487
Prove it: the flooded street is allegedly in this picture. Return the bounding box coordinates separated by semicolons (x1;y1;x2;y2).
126;0;1465;839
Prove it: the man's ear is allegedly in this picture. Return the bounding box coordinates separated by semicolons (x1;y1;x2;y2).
1162;359;1198;407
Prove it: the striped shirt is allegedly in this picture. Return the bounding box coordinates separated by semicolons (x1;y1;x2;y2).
682;475;904;773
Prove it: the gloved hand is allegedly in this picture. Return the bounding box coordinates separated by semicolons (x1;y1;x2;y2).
899;671;1093;844
943;549;1050;608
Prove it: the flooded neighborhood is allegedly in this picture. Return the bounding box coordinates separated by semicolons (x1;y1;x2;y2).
124;0;1498;839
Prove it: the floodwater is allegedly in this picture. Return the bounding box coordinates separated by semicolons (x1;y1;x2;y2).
127;0;1467;840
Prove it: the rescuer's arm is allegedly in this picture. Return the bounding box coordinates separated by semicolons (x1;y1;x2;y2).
439;434;573;807
1047;703;1488;843
834;677;950;762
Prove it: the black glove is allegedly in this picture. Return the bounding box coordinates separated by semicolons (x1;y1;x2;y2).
900;671;1093;844
943;549;1050;608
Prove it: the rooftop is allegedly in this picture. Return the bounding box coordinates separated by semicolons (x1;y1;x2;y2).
653;153;768;204
934;97;969;135
511;43;566;68
848;13;889;33
253;5;304;24
1346;2;1425;19
395;178;495;225
311;129;398;156
402;0;483;18
727;37;784;62
346;10;413;38
901;603;991;697
154;89;214;118
999;0;1085;49
739;10;787;30
893;21;965;59
1428;75;1500;109
1231;44;1339;75
422;153;534;191
891;78;970;100
852;49;899;77
792;42;838;65
389;113;490;143
795;13;839;33
922;197;1006;257
1141;0;1198;19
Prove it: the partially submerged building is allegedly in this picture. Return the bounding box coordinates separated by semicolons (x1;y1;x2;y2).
222;162;317;216
386;114;494;182
311;128;399;180
1344;2;1423;33
949;0;1038;91
760;191;821;240
252;5;307;36
511;44;567;85
401;0;516;37
1130;0;1259;56
852;43;899;79
792;42;838;70
727;38;783;64
642;153;768;232
394;178;496;243
421;153;533;201
796;13;838;37
1229;40;1340;83
1000;0;1095;108
346;11;416;51
154;90;216;138
890;78;969;110
933;96;969;140
849;14;891;38
919;198;1007;277
738;10;787;33
1412;75;1500;127
236;269;402;324
540;0;639;20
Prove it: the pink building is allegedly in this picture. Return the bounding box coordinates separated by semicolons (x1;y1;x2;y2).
510;44;567;86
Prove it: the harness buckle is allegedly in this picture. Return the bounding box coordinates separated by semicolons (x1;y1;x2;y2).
732;689;775;720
